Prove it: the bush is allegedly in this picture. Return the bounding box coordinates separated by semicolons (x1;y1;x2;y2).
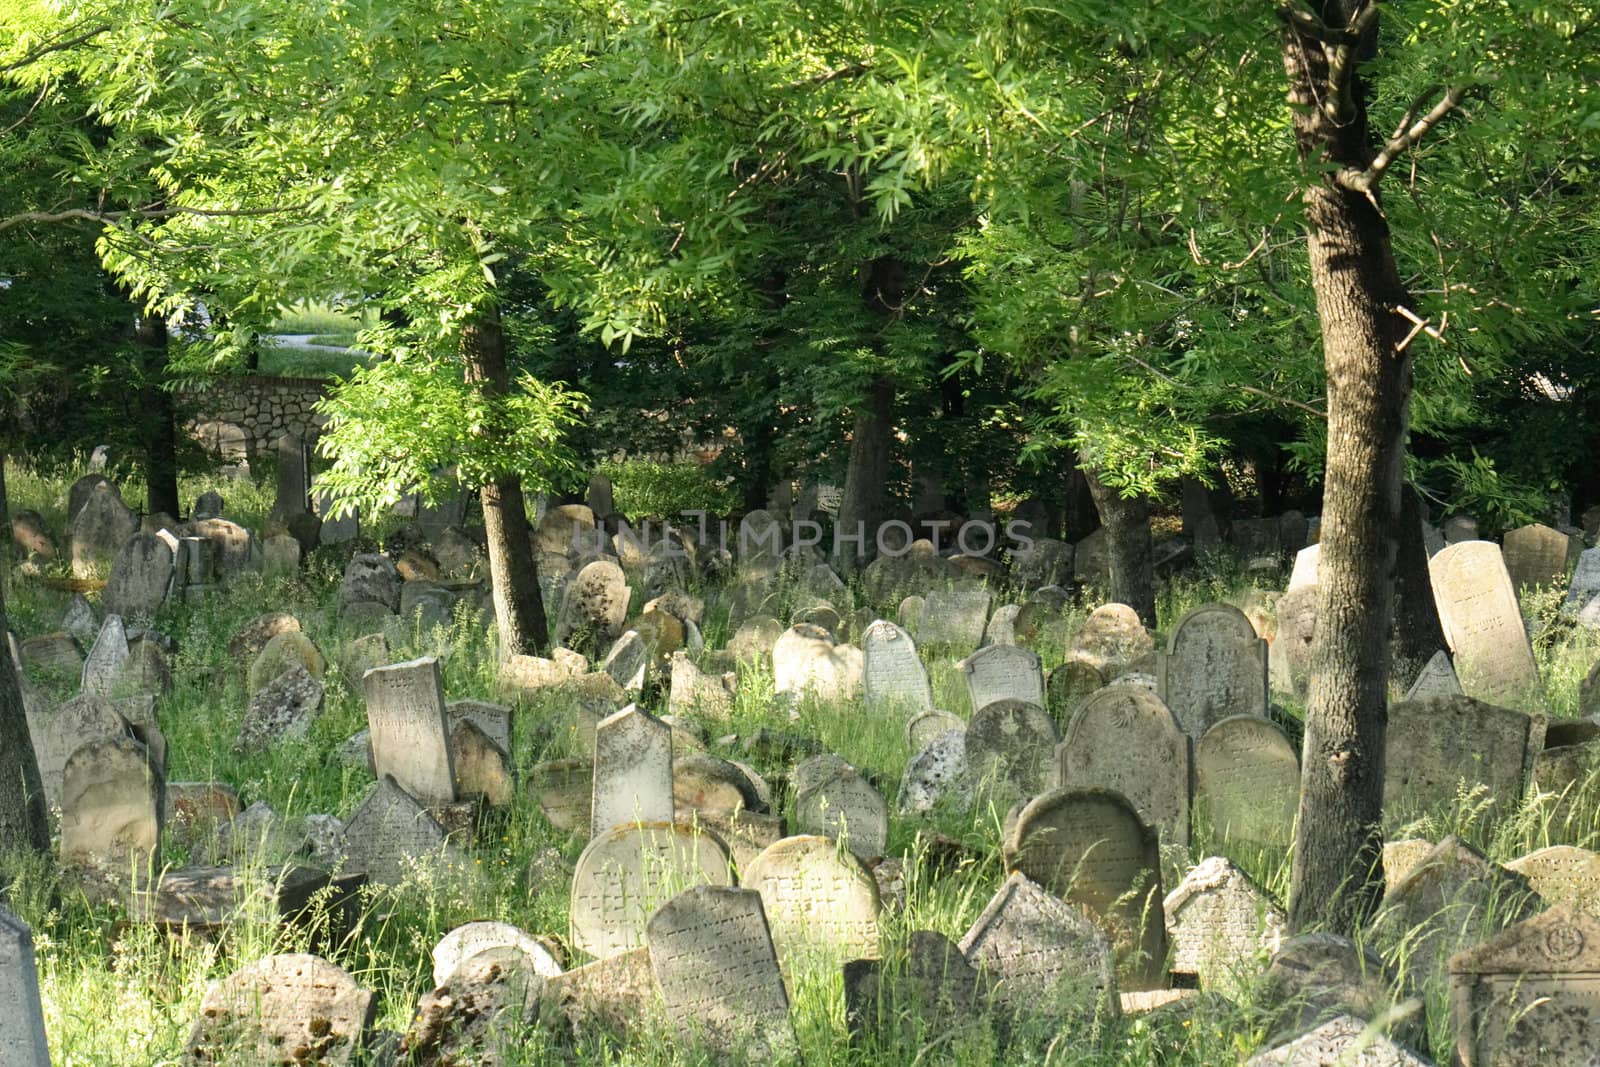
599;458;737;519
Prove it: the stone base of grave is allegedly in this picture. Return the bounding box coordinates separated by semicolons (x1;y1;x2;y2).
128;866;366;945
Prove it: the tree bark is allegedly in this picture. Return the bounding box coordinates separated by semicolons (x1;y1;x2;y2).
0;452;10;553
135;309;182;518
1062;451;1099;542
835;376;895;572
462;306;550;657
1084;469;1156;627
1391;484;1448;685
0;580;50;855
1284;1;1414;936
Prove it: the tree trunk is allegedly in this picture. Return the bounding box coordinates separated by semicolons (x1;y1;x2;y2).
0;581;50;855
1062;452;1099;542
462;307;549;657
1391;484;1448;686
1284;2;1414;936
1084;469;1156;627
135;310;182;518
0;452;10;553
835;376;895;572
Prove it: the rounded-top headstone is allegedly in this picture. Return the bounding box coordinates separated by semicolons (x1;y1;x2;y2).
431;921;563;987
742;834;882;962
964;698;1059;801
1059;684;1190;848
185;953;375;1066
1068;604;1155;678
569;821;733;959
1194;715;1299;849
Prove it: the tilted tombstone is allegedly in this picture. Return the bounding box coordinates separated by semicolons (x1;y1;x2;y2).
80;613;130;697
1269;584;1318;701
1003;788;1167;990
61;593;98;646
1563;547;1600;628
431;921;562;987
1067;604;1155;680
185;953;374;1066
1158;603;1269;739
569;821;734;959
792;756;888;860
1404;650;1463;703
1506;846;1600;919
958;871;1118;1023
1247;1015;1431;1067
1384;694;1543;828
984;603;1021;646
957;644;1045;715
964;698;1060;803
314;491;360;544
363;656;456;805
1502;522;1571;595
861;620;934;715
601;630;650;694
59;735;162;876
742;835;882;964
1046;659;1106;729
342;776;458;886
1058;684;1190;849
261;533;301;579
69;483;138;578
918;587;992;653
103;532;175;622
1263;932;1423;1050
31;693;133;809
67;473;112;523
0;907;51;1067
449;720;513;808
443;699;511;757
898;729;970;815
1448;904;1600;1067
339;553;401;614
1194;715;1299;850
235;665;324;753
1287;543;1321;591
591;705;673;839
647;885;797;1059
556;559;631;648
531;759;593;833
1163;856;1287;994
1428;541;1544;709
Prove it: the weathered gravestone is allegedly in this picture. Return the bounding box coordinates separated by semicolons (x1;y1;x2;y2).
984;603;1021;646
1502;522;1571;595
61;593;98;646
444;699;512;758
861;620;934;715
0;907;51;1066
236;665;324;752
1163;856;1286;995
1269;584;1318;701
1263;932;1423;1050
1563;547;1600;628
602;630;649;694
1384;695;1543;828
261;533;301;579
843;930;981;1047
431;921;562;986
363;656;455;805
1194;714;1300;850
184;953;374;1066
1158;603;1269;739
918;587;992;652
1505;846;1600;918
182;518;255;580
103;532;175;622
1247;1015;1431;1067
591;705;673;839
792;756;888;860
742;835;882;964
1003;788;1167;990
30;694;132;809
1428;542;1544;709
906;709;966;752
556;559;631;649
667;651;737;718
1532;738;1600;842
339;553;401;614
1067;604;1155;680
736;509;785;575
67;473;111;523
268;433;313;520
449;720;513;808
80;614;130;697
1287;543;1321;591
898;729;970;815
1448;903;1600;1067
70;483;138;578
958;871;1118;1023
958;644;1045;716
342;776;458;886
647;885;797;1059
1046;659;1106;728
59;735;162;876
1058;684;1190;849
965;699;1059;802
531;759;593;833
772;623;861;704
570;821;733;959
1404;649;1463;702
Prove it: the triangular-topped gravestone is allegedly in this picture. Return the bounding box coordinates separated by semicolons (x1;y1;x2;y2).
80;614;130;697
1404;650;1463;702
590;705;673;839
342;776;456;886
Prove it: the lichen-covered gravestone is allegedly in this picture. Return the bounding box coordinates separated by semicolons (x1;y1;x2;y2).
861;619;933;715
792;756;888;861
80;614;130;697
59;735;162;876
964;698;1060;802
0;907;51;1066
742;835;881;964
1247;1015;1431;1066
918;587;992;652
30;694;132;810
1268;584;1317;701
1057;684;1190;849
103;532;175;621
341;776;457;886
70;482;138;578
1562;547;1600;628
1157;603;1268;739
590;705;673;838
1163;856;1286;994
431;921;562;986
185;953;375;1066
1194;715;1300;850
1505;845;1600;918
1428;541;1544;709
363;656;456;805
556;559;631;648
569;821;733;959
1502;522;1571;595
957;643;1045;715
1384;694;1543;828
906;709;965;752
1066;604;1154;679
898;729;969;815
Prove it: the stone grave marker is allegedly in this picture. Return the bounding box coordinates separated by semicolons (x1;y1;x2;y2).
1503;522;1571;595
667;651;737;718
1074;527;1110;587
80;614;130;697
61;593;98;646
647;885;796;1059
602;630;649;694
342;776;458;886
1448;903;1600;1067
569;821;733;959
261;533;301;579
363;656;456;805
269;432;313;520
1262;932;1422;1050
59;735;162;875
1506;845;1600;918
1003;787;1167;990
1429;541;1543;709
964;698;1059;802
1158;602;1269;739
1404;649;1463;702
1058;684;1190;849
843;930;981;1047
531;759;593;833
103;532;175;621
1269;584;1318;701
861;619;934;715
918;587;992;652
1045;659;1106;728
1384;694;1543;828
898;729;969;815
444;699;512;757
1247;1015;1430;1067
431;921;562;986
0;907;51;1066
236;665;324;752
67;473;111;523
31;694;132;809
772;623;860;704
450;720;513;808
736;509;785;575
339;553;401;614
1563;547;1600;628
556;559;631;649
185;953;374;1066
906;709;966;752
591;705;673;838
984;602;1020;646
1067;604;1154;679
183;517;255;580
957;643;1045;715
70;483;138;578
742;835;882;964
1194;715;1299;850
1163;856;1286;994
1287;544;1320;591
958;871;1117;1022
792;756;888;860
1533;739;1600;839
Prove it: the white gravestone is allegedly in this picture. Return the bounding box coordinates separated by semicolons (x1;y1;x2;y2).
590;705;674;839
363;656;456;805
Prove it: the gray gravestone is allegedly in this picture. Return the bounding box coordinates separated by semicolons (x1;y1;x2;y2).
1158;603;1269;739
103;532;175;622
69;483;138;578
1429;541;1543;709
957;643;1045;715
569;821;734;959
601;630;650;694
1248;1015;1429;1066
918;587;992;652
1563;547;1600;628
964;698;1059;802
1194;715;1299;850
0;907;51;1066
1269;584;1317;701
742;834;882;964
343;776;456;885
269;433;312;520
1404;649;1463;702
591;705;673;838
363;656;455;805
1502;522;1571;595
556;559;631;647
1384;694;1543;828
898;729;970;815
80;614;130;697
431;921;562;986
1164;856;1286;995
31;694;132;809
1058;684;1190;849
862;620;934;715
792;756;888;861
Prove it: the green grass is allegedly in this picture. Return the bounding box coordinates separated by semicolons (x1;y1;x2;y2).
306;332;359;348
255;338;375;380
266;299;378;337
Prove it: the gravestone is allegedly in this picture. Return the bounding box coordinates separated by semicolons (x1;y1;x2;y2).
1046;659;1106;728
556;559;631;649
964;698;1060;802
183;517;255;579
269;433;313;520
792;757;888;860
1563;547;1600;628
1502;522;1571;595
80;614;130;697
61;593;98;646
1163;856;1287;994
984;602;1020;646
918;587;992;652
314;491;359;544
1067;604;1155;679
339;553;401;614
1074;527;1110;587
1287;544;1320;591
1444;515;1479;543
602;630;649;694
31;694;132;809
185;954;374;1066
1158;603;1269;739
772;623;860;704
907;709;966;752
444;699;511;758
647;885;796;1059
1194;715;1299;850
70;483;138;578
958;871;1117;1022
449;720;513;808
363;656;455;805
742;835;882;963
192;489;223;519
1448;904;1600;1067
342;776;457;886
1428;541;1543;709
431;921;562;986
569;821;733;959
1247;1015;1431;1067
67;473;111;522
248;631;325;694
103;532;175;621
843;930;981;1047
1506;846;1600;918
0;907;51;1067
591;705;673;838
667;651;737;718
1263;933;1422;1050
1269;584;1317;701
736;509;785;575
236;665;324;752
1058;684;1190;849
59;735;162;875
1404;650;1463;702
957;644;1045;715
1384;694;1543;827
1003;788;1167;990
861;620;934;715
531;759;593;833
1533;738;1600;837
261;533;301;579
898;729;970;815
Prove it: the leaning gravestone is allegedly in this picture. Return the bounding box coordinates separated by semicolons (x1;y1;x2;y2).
431;921;562;986
1384;694;1543;828
569;821;734;959
1287;544;1320;591
958;871;1117;1022
70;483;138;578
80;614;130;697
1058;684;1190;849
1163;856;1287;995
185;953;375;1067
556;559;631;649
591;705;673;839
31;694;132;809
861;620;934;715
647;885;797;1059
67;473;111;523
742;835;882;964
898;730;970;815
1563;547;1600;628
0;907;51;1066
1263;932;1422;1050
964;698;1060;802
1505;845;1600;918
445;699;512;757
103;532;175;622
1158;603;1268;739
1046;659;1106;728
1502;522;1571;595
1428;541;1543;709
1404;649;1464;702
957;643;1045;715
363;656;456;805
59;735;162;875
1448;903;1600;1067
342;776;457;886
1247;1015;1430;1067
1194;715;1299;850
602;630;649;694
792;757;888;860
1003;788;1167;990
918;587;992;652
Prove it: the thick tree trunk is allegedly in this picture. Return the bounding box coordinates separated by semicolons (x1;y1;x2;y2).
1391;484;1448;686
1084;469;1156;627
1062;452;1099;542
135;310;182;518
835;376;895;572
1284;2;1414;936
0;581;50;855
462;307;549;657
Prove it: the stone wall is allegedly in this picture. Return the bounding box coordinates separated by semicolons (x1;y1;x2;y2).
185;376;330;460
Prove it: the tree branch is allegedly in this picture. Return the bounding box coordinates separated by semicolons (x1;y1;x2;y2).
0;201;311;233
0;24;111;73
1337;83;1469;194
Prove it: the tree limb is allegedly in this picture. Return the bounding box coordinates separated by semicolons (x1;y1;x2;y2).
0;24;111;73
1337;84;1469;194
0;201;311;233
